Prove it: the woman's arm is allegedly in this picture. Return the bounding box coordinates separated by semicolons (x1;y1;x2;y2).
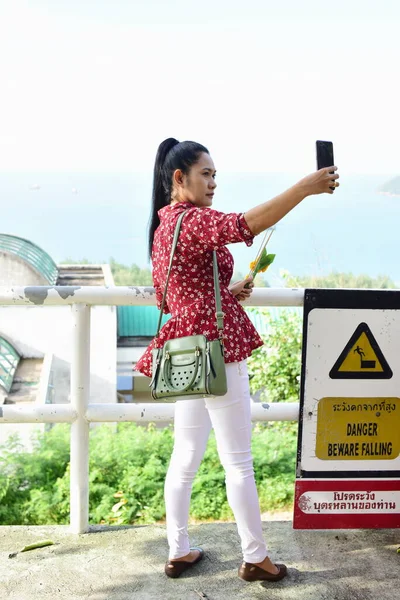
244;167;339;236
179;167;339;251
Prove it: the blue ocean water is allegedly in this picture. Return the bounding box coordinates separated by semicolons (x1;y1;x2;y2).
0;171;398;284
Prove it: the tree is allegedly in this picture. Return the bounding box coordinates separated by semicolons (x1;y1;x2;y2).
109;259;152;286
281;270;396;290
59;257;92;264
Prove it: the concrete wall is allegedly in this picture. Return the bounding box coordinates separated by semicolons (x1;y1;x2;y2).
0;252;49;286
0;304;117;404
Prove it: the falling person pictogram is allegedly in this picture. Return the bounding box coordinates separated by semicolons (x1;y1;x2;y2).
353;345;376;369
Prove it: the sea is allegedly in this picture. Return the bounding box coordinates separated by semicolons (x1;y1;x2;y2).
1;171;399;286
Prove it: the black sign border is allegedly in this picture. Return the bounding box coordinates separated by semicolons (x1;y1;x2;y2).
297;289;400;479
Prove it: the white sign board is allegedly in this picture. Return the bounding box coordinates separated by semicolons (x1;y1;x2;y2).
294;290;400;529
301;307;400;476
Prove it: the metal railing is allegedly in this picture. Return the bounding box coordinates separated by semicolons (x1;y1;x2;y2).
0;285;304;533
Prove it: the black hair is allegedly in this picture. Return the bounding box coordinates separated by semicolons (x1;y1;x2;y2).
147;138;209;258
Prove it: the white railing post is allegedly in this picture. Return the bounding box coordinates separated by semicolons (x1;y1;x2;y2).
70;304;91;534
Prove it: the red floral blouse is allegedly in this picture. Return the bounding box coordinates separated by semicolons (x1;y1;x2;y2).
135;201;263;377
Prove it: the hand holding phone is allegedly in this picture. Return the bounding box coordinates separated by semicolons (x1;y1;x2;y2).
316;140;336;191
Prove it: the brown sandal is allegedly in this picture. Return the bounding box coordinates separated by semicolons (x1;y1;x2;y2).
238;561;287;582
164;547;204;578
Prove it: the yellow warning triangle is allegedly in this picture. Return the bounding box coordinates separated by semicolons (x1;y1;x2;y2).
329;322;392;379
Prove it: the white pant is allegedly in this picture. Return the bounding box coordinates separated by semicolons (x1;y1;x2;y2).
164;360;269;563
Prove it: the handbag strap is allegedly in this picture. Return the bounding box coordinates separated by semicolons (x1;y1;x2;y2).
155;209;224;338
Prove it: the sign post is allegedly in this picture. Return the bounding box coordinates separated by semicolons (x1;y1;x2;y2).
294;289;400;529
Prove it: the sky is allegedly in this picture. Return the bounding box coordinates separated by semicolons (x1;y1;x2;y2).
0;0;399;175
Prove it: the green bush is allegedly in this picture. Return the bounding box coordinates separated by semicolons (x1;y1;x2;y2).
247;307;302;403
0;425;70;524
0;309;301;525
0;420;297;525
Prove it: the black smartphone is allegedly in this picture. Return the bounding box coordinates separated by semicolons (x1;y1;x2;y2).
316;140;334;170
316;140;335;190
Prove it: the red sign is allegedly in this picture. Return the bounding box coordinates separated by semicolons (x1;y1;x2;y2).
294;479;400;529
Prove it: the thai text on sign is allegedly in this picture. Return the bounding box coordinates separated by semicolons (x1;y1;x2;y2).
298;490;399;514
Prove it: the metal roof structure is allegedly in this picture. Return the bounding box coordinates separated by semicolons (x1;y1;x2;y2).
117;306;170;338
117;305;302;338
0;337;20;393
0;234;59;285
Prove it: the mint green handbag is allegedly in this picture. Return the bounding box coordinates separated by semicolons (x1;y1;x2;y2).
150;211;227;401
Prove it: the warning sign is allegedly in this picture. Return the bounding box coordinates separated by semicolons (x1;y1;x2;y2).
295;290;400;529
315;397;400;460
329;322;392;379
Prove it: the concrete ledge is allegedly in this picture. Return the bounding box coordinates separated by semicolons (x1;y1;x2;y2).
0;522;399;600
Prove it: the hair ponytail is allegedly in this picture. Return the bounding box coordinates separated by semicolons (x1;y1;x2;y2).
147;137;209;259
148;138;179;257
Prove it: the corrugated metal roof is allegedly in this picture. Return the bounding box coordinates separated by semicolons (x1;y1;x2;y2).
117;305;302;338
0;234;58;284
117;306;170;337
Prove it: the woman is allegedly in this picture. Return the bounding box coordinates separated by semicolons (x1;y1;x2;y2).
135;138;339;582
